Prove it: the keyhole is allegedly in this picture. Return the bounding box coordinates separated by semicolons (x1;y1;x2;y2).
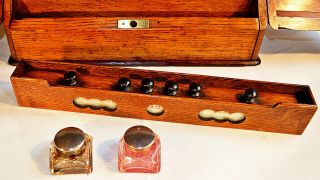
130;20;138;28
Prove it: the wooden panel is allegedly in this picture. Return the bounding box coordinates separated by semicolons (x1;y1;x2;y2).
267;0;320;30
14;0;257;18
3;0;19;60
11;61;318;134
275;0;320;11
0;0;3;24
25;61;312;95
251;0;267;60
277;17;320;30
10;17;259;62
22;70;299;106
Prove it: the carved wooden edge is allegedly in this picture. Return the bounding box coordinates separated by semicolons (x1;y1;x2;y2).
251;0;267;60
266;0;279;29
3;0;18;62
258;0;267;30
0;0;3;24
3;0;11;33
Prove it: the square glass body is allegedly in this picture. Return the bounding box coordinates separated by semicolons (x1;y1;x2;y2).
49;134;92;175
118;134;161;173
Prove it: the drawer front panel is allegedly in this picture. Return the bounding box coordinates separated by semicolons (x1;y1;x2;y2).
11;17;260;62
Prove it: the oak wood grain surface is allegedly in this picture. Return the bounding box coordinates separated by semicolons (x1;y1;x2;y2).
22;69;299;106
275;0;320;12
251;0;267;60
267;0;320;30
2;0;268;66
11;61;318;135
10;17;260;62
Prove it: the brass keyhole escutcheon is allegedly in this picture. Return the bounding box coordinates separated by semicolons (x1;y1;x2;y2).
118;20;150;29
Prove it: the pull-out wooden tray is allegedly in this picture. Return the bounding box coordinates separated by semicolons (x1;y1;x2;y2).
2;0;267;66
11;61;317;134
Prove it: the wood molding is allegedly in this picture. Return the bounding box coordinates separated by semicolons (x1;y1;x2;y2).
251;0;267;60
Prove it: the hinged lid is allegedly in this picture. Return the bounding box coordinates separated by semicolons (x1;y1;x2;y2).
267;0;320;30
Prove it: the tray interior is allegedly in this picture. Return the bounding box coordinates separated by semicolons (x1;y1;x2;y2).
12;61;317;108
13;0;259;18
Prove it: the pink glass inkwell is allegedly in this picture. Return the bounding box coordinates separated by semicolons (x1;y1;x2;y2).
118;125;161;173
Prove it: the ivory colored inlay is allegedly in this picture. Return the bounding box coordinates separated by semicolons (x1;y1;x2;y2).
147;105;164;116
199;109;245;122
73;97;117;111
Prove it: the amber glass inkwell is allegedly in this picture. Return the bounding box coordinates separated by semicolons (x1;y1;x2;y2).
49;127;93;175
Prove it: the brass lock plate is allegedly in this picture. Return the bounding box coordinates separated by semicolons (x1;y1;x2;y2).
117;20;150;29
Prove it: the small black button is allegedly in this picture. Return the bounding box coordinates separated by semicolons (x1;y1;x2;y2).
165;80;179;96
141;78;154;94
117;77;131;91
243;88;258;104
189;82;202;98
64;71;77;86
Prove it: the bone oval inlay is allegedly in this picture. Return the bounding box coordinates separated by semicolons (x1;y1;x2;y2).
147;105;164;116
199;109;245;123
73;97;117;111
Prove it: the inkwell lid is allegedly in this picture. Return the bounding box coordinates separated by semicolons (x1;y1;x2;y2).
54;127;86;155
124;125;156;150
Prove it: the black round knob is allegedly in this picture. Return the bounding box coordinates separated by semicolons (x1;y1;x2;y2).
243;88;258;104
117;77;131;91
189;82;202;98
141;78;154;94
64;71;77;86
165;80;179;96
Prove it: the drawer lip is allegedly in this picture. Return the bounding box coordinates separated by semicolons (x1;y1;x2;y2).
48;59;262;67
11;17;260;30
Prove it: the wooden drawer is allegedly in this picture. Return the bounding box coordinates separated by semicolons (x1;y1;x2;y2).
11;17;260;63
3;0;266;66
11;61;317;134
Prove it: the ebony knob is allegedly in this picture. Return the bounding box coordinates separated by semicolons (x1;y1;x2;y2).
189;82;202;98
141;78;154;94
243;88;258;104
165;80;179;96
64;71;77;86
117;77;131;91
